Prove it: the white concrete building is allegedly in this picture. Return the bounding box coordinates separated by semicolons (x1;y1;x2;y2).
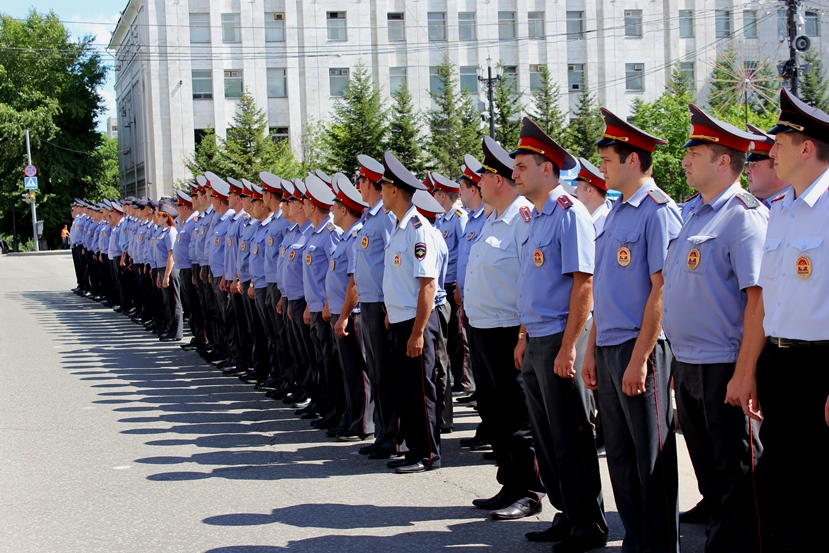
108;0;828;199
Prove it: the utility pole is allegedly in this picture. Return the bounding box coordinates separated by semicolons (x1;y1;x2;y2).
478;57;500;139
25;130;39;252
787;0;799;96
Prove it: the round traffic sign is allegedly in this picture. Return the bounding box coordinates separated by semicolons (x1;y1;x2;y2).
24;164;37;177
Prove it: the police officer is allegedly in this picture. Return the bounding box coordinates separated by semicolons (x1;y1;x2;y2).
204;173;236;367
583;109;682;553
663;105;767;551
574;157;612;235
380;151;442;474
175;190;205;348
745;123;791;207
222;177;253;377
741;88;829;552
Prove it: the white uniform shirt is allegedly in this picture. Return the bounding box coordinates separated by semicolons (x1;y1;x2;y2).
591;199;612;236
760;168;829;340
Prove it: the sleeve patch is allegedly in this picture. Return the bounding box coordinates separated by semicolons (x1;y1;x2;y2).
519;206;532;222
557;195;574;210
647;189;671;204
735;191;761;209
326;221;336;232
411;217;423;229
414;242;427;260
455;209;464;217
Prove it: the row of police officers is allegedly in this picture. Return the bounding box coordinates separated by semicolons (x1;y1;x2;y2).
69;87;828;553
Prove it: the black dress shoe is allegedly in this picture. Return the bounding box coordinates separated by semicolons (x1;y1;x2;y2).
368;446;398;460
300;412;320;420
312;417;338;429
325;426;346;437
440;426;453;434
456;393;477;404
526;515;572;542
552;533;608;553
338;432;372;442
679;499;709;524
395;461;430;474
292;398;311;409
223;366;247;376
490;496;542;520
460;436;481;448
387;457;412;468
238;371;258;383
159;336;182;342
472;487;512;510
470;441;493;451
359;442;382;455
482;452;497;461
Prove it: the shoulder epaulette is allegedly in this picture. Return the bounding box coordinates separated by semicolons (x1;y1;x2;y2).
647;189;671;205
455;208;464;217
735;190;761;209
519;206;532;222
684;192;700;203
243;213;250;220
557;195;574;210
325;221;336;232
411;216;423;229
771;192;786;203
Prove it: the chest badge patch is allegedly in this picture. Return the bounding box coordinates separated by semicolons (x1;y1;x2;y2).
330;259;336;272
466;231;475;241
687;248;700;270
268;236;274;247
617;246;631;267
533;249;544;267
200;227;205;235
288;250;296;261
393;253;401;267
177;235;181;243
241;241;247;251
414;242;427;261
214;237;220;245
226;237;232;247
305;253;312;265
253;245;259;255
361;236;369;249
443;230;449;239
150;239;155;247
797;256;812;279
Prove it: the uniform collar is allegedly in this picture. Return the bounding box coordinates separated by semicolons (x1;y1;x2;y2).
185;212;198;224
791;167;829;208
470;204;485;219
441;208;455;222
397;204;420;229
298;220;313;233
623;178;657;207
494;195;526;224
261;213;274;226
313;214;333;234
369;199;384;216
232;209;245;221
706;182;742;212
287;222;298;231
539;185;569;215
204;204;214;214
344;219;362;237
219;208;235;221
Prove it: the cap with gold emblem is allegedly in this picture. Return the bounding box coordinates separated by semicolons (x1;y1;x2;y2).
259;172;282;194
460;154;483;185
176;190;193;206
333;173;370;212
195;174;208;192
204;172;230;200
683;104;765;153
746;124;776;162
315;169;332;188
249;183;264;200
431;172;459;194
413;189;446;219
769;87;829;142
305;174;336;209
292;178;307;200
240;178;255;198
357;154;384;183
281;178;296;201
575;157;607;191
382;151;427;191
512;116;577;171
597;108;668;153
226;177;244;195
479;135;516;179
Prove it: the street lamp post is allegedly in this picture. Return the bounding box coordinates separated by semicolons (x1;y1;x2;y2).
478;57;501;139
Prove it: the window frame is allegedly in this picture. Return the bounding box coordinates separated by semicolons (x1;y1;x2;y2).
387;13;405;42
625;63;645;92
528;11;545;40
679;10;694;38
715;10;732;38
389;67;407;94
265;12;286;43
266;68;287;98
428;12;447;42
624;10;643;38
498;11;517;41
806;11;820;37
329;67;350;97
189;13;211;44
192;70;213;99
224;70;243;98
327;11;348;42
568;63;585;92
458;12;476;41
460;66;478;94
221;13;242;44
566;11;585;40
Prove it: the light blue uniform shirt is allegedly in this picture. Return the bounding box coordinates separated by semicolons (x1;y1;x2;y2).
593;179;682;347
326;220;363;316
152;226;177;268
465;196;533;329
265;210;290;284
517;187;596;337
108;220;123;258
354;200;394;303
223;211;246;281
193;205;214;265
457;205;486;300
303;214;342;312
202;207;221;267
175;212;197;269
208;209;235;276
237;217;259;282
250;216;270;289
435;207;468;284
431;224;449;307
383;205;441;324
662;183;768;364
282;220;313;301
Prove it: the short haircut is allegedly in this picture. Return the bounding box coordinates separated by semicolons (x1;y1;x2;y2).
440;191;459;203
394;185;413;202
789;131;829;163
587;181;608;198
608;143;653;174
707;144;746;175
337;201;363;220
530;153;561;178
460;177;481;191
364;176;382;192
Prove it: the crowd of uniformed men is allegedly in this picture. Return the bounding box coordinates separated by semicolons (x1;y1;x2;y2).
67;88;828;553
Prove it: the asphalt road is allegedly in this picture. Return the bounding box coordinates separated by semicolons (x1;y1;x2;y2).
0;252;705;552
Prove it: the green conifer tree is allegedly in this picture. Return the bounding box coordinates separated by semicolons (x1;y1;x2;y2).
562;81;603;164
492;65;523;149
800;50;829;112
529;64;566;143
386;85;425;176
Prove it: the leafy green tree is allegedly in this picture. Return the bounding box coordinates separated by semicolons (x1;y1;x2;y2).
561;81;603;164
800;50;829;112
426;57;483;177
300;118;328;175
323;62;386;176
386;85;425;176
185;128;225;180
95;135;120;199
0;10;107;248
492;65;523;150
529;64;566;143
707;46;780;120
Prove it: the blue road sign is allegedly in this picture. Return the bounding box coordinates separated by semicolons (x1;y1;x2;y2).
24;177;38;190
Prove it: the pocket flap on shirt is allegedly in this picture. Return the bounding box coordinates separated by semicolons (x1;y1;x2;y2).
485;236;509;250
687;234;717;244
763;238;781;252
614;230;641;244
791;236;824;251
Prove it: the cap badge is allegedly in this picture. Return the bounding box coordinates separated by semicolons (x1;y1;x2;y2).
533;249;544;267
617;246;632;267
796;256;812;279
687;248;700;270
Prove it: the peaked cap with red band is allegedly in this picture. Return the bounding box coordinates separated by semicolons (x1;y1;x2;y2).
357;154;384;183
512;116;577;170
176;189;193;206
382;151;427;192
332;173;369;212
240;178;256;197
226;177;244;195
281;178;296;200
769;87;829;141
576;157;607;191
431;171;459;194
422;173;435;192
259;172;282;194
195;174;208;192
683;104;764;153
479;135;515;179
205;172;230;200
597;108;668;153
413;189;445;219
746;124;775;161
315;169;332;188
292;178;307;200
305;174;335;209
249;183;264;200
461;154;482;184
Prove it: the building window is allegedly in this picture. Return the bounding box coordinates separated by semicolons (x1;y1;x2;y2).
265;12;285;42
778;9;787;38
566;11;585;40
715;10;731;38
327;12;347;41
625;63;645;91
267;68;287;98
460;66;478;93
806;11;820;37
679;62;694;90
428;12;447;41
194;129;209;145
498;11;516;40
429;66;443;95
458;12;476;41
390;67;407;94
624;10;643;37
530;64;543;91
329;68;349;97
269;127;289;143
222;13;241;43
190;13;210;43
388;13;405;42
503;65;518;84
744;61;758;77
743;10;758;38
679;10;694;38
568;64;585;91
192;70;213;99
528;12;545;39
224;70;243;98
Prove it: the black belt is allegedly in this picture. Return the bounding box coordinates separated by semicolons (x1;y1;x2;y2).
770;337;829;348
